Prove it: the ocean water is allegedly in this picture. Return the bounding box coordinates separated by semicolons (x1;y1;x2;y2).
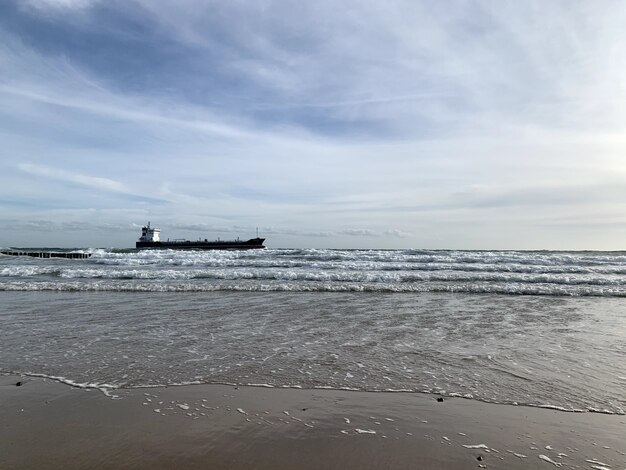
1;248;625;414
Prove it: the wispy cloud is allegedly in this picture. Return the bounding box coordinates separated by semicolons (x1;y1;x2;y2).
18;163;127;193
172;224;412;239
3;219;133;232
22;0;99;12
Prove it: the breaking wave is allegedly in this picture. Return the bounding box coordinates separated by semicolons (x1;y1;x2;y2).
3;248;626;296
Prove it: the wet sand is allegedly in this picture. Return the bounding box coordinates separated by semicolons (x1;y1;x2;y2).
1;375;625;469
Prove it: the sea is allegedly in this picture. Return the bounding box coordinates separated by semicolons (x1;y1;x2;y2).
1;248;625;415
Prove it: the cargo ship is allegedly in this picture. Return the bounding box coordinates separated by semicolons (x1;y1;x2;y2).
135;223;265;250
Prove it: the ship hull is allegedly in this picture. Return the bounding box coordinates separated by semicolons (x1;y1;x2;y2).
136;238;265;250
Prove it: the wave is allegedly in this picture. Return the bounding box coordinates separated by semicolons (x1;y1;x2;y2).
2;279;626;296
83;249;626;273
5;248;626;297
5;246;626;263
7;259;626;275
89;258;626;275
3;265;626;287
0;266;63;277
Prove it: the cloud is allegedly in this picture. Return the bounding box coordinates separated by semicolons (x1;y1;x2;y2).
123;0;626;136
1;1;626;248
22;0;98;11
2;219;133;232
170;223;411;239
0;83;255;141
383;229;412;239
18;163;128;193
338;229;380;237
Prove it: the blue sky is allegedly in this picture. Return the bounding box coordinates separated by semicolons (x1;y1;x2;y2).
1;0;626;249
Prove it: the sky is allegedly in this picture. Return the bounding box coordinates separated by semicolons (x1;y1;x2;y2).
1;0;626;249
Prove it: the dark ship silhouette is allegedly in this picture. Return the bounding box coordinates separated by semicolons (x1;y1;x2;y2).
136;223;265;250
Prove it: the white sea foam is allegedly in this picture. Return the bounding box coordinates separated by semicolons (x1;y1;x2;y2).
586;459;610;467
3;279;626;297
4;247;626;297
5;371;623;416
503;451;524;458
19;372;119;397
529;404;586;413
538;455;562;467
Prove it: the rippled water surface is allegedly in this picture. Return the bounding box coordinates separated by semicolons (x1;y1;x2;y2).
1;248;625;414
4;248;626;295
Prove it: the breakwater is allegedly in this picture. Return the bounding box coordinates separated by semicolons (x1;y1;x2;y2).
0;250;91;259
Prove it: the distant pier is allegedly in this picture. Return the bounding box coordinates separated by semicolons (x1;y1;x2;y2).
0;250;91;259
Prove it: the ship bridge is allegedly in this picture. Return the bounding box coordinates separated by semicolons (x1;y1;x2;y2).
139;222;160;242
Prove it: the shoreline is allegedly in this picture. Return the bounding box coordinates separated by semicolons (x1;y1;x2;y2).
7;371;625;416
2;375;625;469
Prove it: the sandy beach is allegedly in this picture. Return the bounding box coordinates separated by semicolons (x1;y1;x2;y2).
1;375;624;469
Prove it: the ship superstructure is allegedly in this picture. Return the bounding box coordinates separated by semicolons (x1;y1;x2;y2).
139;223;161;243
